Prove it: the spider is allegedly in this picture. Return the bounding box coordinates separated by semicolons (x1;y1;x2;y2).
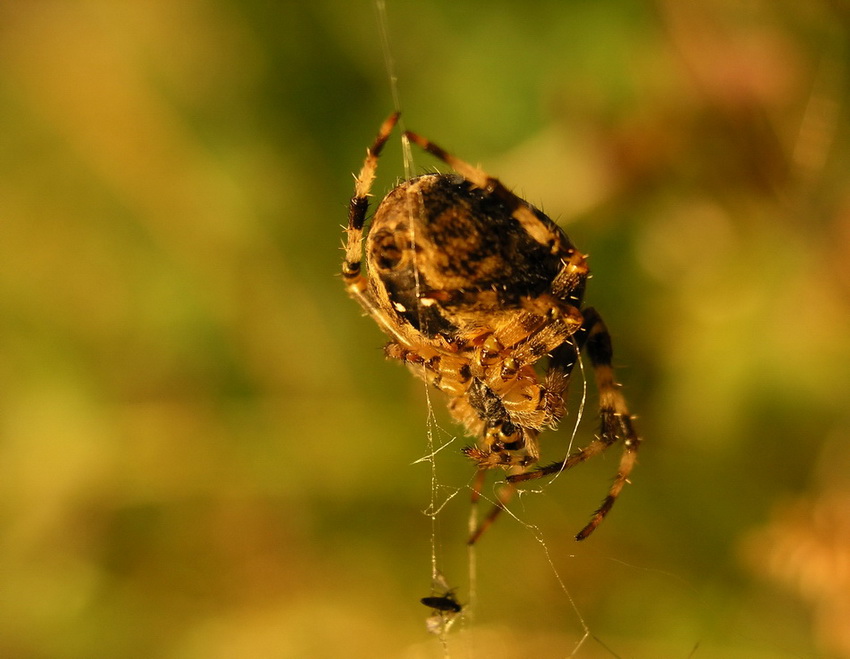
343;112;641;542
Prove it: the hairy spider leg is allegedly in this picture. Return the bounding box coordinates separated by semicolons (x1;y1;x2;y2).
467;476;516;546
508;307;641;540
343;112;403;338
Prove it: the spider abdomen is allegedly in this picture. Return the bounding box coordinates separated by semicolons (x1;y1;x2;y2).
366;173;571;338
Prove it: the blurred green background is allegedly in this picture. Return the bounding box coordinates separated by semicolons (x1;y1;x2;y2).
1;1;850;657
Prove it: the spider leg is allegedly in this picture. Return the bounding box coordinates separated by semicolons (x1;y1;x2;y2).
467;469;517;545
508;307;641;540
343;111;400;306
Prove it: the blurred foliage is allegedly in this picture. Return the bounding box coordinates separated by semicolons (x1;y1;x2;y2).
1;0;849;657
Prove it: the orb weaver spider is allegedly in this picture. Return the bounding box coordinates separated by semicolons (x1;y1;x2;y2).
342;112;641;542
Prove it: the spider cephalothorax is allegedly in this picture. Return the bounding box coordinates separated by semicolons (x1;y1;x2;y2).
343;112;641;542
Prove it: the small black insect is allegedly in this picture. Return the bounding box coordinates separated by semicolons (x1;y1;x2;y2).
420;593;463;614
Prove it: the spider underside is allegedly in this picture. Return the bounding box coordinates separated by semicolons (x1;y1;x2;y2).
343;112;641;542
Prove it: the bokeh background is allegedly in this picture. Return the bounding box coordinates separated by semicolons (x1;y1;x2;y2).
1;1;849;657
